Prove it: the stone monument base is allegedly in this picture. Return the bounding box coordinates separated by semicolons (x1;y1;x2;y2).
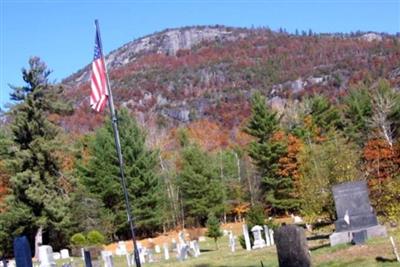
252;240;266;249
329;225;387;246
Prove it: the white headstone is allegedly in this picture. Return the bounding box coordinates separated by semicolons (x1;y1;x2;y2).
171;239;177;251
251;225;266;249
154;245;161;253
116;241;127;256
7;260;15;267
60;249;70;259
242;224;251;251
179;244;188;261
125;253;131;267
198;236;206;242
104;254;114;267
228;231;236;252
34;227;43;259
81;248;85;261
223;229;229;236
178;231;185;244
38;245;56;267
163;243;169;260
189;240;200;257
52;253;60;260
138;246;146;264
194;240;201;257
147;249;154;263
269;229;275;245
263;225;271;246
101;251;112;262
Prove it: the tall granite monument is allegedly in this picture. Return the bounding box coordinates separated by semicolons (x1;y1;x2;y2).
329;180;387;246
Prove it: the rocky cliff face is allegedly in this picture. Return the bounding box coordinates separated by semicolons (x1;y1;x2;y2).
60;25;399;137
63;26;245;87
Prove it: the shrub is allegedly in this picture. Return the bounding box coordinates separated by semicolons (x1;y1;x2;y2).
246;204;266;229
70;233;87;246
87;230;105;245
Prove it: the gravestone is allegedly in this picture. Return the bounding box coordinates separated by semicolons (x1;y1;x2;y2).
13;236;32;267
269;229;275;245
83;250;92;267
275;225;311;267
104;254;114;267
242;224;251;251
189;240;200;257
38;246;56;267
171;239;177;251
228;231;236;252
163;243;169;260
352;230;367;245
146;250;154;263
116;241;127;256
263;225;271;246
251;225;266;249
52;253;60;261
60;249;69;259
329;181;387;246
154;245;161;254
100;252;113;267
34;227;43;260
136;243;146;264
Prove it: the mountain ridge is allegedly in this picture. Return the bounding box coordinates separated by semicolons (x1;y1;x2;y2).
59;25;400;144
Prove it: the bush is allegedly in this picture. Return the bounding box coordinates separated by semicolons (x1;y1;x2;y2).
238;234;254;249
70;233;87;246
246;204;266;229
87;230;105;245
375;178;400;223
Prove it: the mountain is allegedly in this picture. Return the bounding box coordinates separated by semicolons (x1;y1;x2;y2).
60;25;400;146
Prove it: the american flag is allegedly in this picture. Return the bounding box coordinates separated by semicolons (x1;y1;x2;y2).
90;24;108;112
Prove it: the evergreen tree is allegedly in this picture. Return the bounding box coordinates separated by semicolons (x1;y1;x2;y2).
0;57;71;254
205;213;223;250
308;95;343;132
244;93;295;213
343;85;372;146
77;108;163;237
178;145;224;226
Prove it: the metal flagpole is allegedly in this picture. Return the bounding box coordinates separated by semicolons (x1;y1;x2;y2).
95;19;142;267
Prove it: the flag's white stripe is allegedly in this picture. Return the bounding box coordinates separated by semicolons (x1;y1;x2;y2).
92;62;102;98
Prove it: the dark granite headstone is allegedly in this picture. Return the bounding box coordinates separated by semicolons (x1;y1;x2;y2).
332;181;377;231
13;236;32;267
330;180;387;246
352;230;367;245
84;250;93;267
274;225;311;267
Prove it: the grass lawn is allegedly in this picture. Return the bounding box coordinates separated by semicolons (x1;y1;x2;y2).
58;227;400;267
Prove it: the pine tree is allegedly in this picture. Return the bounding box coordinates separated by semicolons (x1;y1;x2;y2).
205;213;222;250
0;57;71;254
308;95;343;132
244;93;296;213
178;145;225;226
77;108;163;238
343;84;372;146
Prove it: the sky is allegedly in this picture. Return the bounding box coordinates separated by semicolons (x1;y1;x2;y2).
1;0;399;109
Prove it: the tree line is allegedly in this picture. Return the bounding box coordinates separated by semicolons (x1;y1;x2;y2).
0;57;399;256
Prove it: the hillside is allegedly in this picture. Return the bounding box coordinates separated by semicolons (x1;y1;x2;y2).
60;25;400;145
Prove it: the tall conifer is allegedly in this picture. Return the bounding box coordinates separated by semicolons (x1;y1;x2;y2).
0;57;71;254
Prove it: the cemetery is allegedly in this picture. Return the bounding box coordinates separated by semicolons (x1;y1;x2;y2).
1;4;400;267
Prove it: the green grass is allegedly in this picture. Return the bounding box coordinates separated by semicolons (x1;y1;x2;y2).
57;227;400;267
